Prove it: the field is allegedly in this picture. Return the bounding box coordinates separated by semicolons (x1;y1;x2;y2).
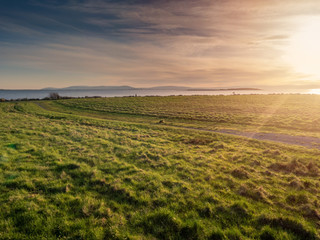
0;95;320;239
39;95;320;137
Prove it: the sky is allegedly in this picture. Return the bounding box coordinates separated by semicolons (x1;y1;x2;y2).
1;0;320;89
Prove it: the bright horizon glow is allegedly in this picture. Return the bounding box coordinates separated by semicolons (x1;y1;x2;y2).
285;16;320;78
308;89;320;94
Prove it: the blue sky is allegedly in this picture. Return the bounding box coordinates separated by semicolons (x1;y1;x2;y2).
1;0;320;89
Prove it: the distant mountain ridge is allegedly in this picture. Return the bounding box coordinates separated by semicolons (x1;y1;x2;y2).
42;86;135;90
188;87;261;91
146;86;190;90
41;86;261;91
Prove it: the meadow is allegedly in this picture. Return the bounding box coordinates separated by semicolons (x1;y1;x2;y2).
40;94;320;137
0;95;320;239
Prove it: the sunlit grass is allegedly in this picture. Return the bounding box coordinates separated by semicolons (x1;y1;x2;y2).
0;99;320;239
42;94;320;137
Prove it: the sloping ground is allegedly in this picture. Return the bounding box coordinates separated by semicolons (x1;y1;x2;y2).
35;101;320;150
49;95;320;137
0;102;320;239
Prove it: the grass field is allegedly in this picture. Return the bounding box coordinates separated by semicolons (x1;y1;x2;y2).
40;94;320;137
0;95;320;239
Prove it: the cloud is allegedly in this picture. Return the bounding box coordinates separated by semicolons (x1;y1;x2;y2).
0;33;302;88
1;0;320;89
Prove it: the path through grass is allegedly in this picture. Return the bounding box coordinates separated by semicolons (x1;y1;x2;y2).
0;99;319;239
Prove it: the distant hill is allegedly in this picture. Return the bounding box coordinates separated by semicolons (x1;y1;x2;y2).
41;86;261;91
42;86;135;91
41;85;189;91
188;88;261;91
147;86;190;90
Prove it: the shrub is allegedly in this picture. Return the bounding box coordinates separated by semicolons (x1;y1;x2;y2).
49;92;61;100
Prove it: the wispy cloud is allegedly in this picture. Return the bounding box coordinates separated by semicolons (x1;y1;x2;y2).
1;0;320;89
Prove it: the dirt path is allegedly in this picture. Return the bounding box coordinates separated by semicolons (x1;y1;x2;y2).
33;102;320;150
214;129;320;149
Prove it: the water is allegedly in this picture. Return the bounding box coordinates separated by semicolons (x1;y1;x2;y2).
0;89;308;100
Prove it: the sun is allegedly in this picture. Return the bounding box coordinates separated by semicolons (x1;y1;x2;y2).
284;16;320;78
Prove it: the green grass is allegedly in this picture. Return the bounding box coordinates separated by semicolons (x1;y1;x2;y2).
41;94;320;137
0;97;320;239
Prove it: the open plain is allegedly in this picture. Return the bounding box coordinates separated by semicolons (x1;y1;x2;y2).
0;95;320;239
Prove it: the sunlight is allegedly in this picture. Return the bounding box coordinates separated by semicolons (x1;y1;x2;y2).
308;89;320;94
284;16;320;78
